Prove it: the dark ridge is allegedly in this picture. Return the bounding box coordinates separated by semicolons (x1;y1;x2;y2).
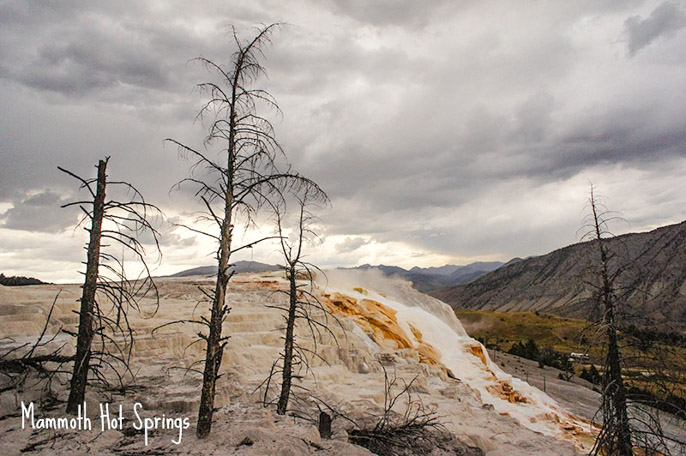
0;273;47;286
168;260;281;278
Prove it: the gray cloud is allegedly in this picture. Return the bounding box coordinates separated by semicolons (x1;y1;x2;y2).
335;236;369;254
324;0;458;28
624;2;686;55
0;190;77;233
0;10;189;98
1;0;685;277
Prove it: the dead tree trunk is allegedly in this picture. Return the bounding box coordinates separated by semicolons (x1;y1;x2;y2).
60;157;160;415
196;196;233;437
605;321;633;456
260;191;330;415
589;188;633;456
66;159;107;414
169;23;326;437
276;264;298;415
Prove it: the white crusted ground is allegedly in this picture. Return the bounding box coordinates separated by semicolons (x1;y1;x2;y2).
0;271;593;455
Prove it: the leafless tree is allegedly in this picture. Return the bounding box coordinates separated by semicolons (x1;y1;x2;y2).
348;365;444;456
582;186;686;456
0;292;73;401
59;157;160;414
166;23;325;437
255;189;336;416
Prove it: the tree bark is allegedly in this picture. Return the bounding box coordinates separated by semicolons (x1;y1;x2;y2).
606;320;633;456
196;192;233;438
602;270;633;456
592;195;633;456
66;159;107;414
277;264;298;415
318;411;332;439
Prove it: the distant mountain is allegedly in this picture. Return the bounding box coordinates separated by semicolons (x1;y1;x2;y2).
431;221;686;324
342;261;504;293
409;265;461;276
503;257;524;267
170;261;503;291
347;264;409;277
448;262;504;281
169;261;281;278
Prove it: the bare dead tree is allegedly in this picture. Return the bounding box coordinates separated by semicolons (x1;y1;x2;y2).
348;365;444;456
584;186;633;456
254;188;336;416
583;186;686;456
0;292;73;402
59;157;160;414
166;23;325;437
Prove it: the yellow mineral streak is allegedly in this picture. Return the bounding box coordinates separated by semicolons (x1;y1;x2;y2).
320;292;443;366
319;290;452;368
466;344;489;366
408;323;442;365
465;344;498;381
321;292;414;349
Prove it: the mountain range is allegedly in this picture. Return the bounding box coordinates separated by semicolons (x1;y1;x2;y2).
169;261;504;292
430;220;686;325
340;262;504;292
168;260;282;278
167;220;686;327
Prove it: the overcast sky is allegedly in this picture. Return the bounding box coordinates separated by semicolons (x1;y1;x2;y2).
1;1;686;282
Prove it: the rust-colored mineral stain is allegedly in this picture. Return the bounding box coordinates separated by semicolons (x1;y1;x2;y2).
321;292;413;349
362;298;398;321
485;380;529;404
529;411;598;451
409;323;442;365
319;291;445;363
466;344;489;366
409;324;423;341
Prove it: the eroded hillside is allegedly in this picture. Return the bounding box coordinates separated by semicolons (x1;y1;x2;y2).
432;221;686;325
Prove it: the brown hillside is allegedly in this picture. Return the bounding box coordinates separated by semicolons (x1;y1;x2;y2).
431;221;686;325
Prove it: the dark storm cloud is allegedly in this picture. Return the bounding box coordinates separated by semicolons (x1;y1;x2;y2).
624;2;686;55
17;35;171;95
0;190;77;233
0;2;202;98
1;0;685;277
